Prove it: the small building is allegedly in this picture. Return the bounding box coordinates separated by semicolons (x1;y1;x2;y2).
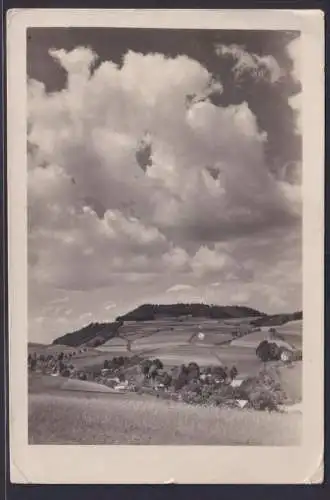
236;399;248;409
230;376;245;388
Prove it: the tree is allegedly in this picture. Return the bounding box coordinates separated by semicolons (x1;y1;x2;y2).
249;389;278;411
174;373;188;391
148;363;158;380
163;372;172;388
141;359;152;376
173;365;189;390
153;358;163;370
230;365;238;380
256;340;271;362
58;360;65;373
211;365;227;381
117;356;125;366
268;342;280;360
187;362;200;381
30;357;37;371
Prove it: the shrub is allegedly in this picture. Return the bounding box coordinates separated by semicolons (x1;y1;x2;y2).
237;365;286;410
173;372;188;391
208;393;227;407
110;356;127;369
186;380;202;394
156;371;172;387
200;366;227;386
248;388;278;411
181;391;204;405
293;349;302;361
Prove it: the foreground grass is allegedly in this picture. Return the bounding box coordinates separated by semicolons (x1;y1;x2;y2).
29;391;301;446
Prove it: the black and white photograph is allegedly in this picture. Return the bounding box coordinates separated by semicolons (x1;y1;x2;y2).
8;9;324;484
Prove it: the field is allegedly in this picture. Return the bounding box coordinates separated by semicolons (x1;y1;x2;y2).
28;315;302;445
29;382;301;445
28;316;303;387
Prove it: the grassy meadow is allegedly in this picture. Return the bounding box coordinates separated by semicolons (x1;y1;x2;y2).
29;390;301;445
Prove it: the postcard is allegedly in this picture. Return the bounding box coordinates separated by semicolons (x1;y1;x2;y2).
7;8;324;484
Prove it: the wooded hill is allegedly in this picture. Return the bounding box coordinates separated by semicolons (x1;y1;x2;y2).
116;303;264;322
52;303;302;348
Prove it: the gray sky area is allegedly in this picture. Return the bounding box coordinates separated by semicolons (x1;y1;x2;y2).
27;28;302;343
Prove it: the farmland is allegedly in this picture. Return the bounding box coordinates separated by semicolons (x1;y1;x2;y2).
29;317;262;374
29;316;301;377
28;313;303;445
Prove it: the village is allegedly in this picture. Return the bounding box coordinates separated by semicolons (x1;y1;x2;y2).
28;334;297;413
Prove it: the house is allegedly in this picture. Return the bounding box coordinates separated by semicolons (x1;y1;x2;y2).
236;399;248;409
230;376;246;388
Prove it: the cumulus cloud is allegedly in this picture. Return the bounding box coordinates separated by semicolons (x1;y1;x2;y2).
104;302;116;310
79;312;92;320
166;284;195;293
215;44;282;84
229;291;249;304
27;45;302;340
286;38;301;84
49;295;69;305
286;37;302;134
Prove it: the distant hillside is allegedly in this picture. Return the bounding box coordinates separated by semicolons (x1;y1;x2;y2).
51;303;301;348
52;320;123;348
51;303;265;347
116;303;265;322
250;311;302;327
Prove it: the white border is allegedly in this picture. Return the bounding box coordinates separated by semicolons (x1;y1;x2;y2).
7;9;324;484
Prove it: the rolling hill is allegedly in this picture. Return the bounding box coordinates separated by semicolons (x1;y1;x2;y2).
52;303;264;347
250;311;302;327
51;303;302;349
116;303;265;322
52;320;123;347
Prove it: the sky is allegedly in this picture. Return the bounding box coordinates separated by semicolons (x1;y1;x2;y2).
27;28;302;343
